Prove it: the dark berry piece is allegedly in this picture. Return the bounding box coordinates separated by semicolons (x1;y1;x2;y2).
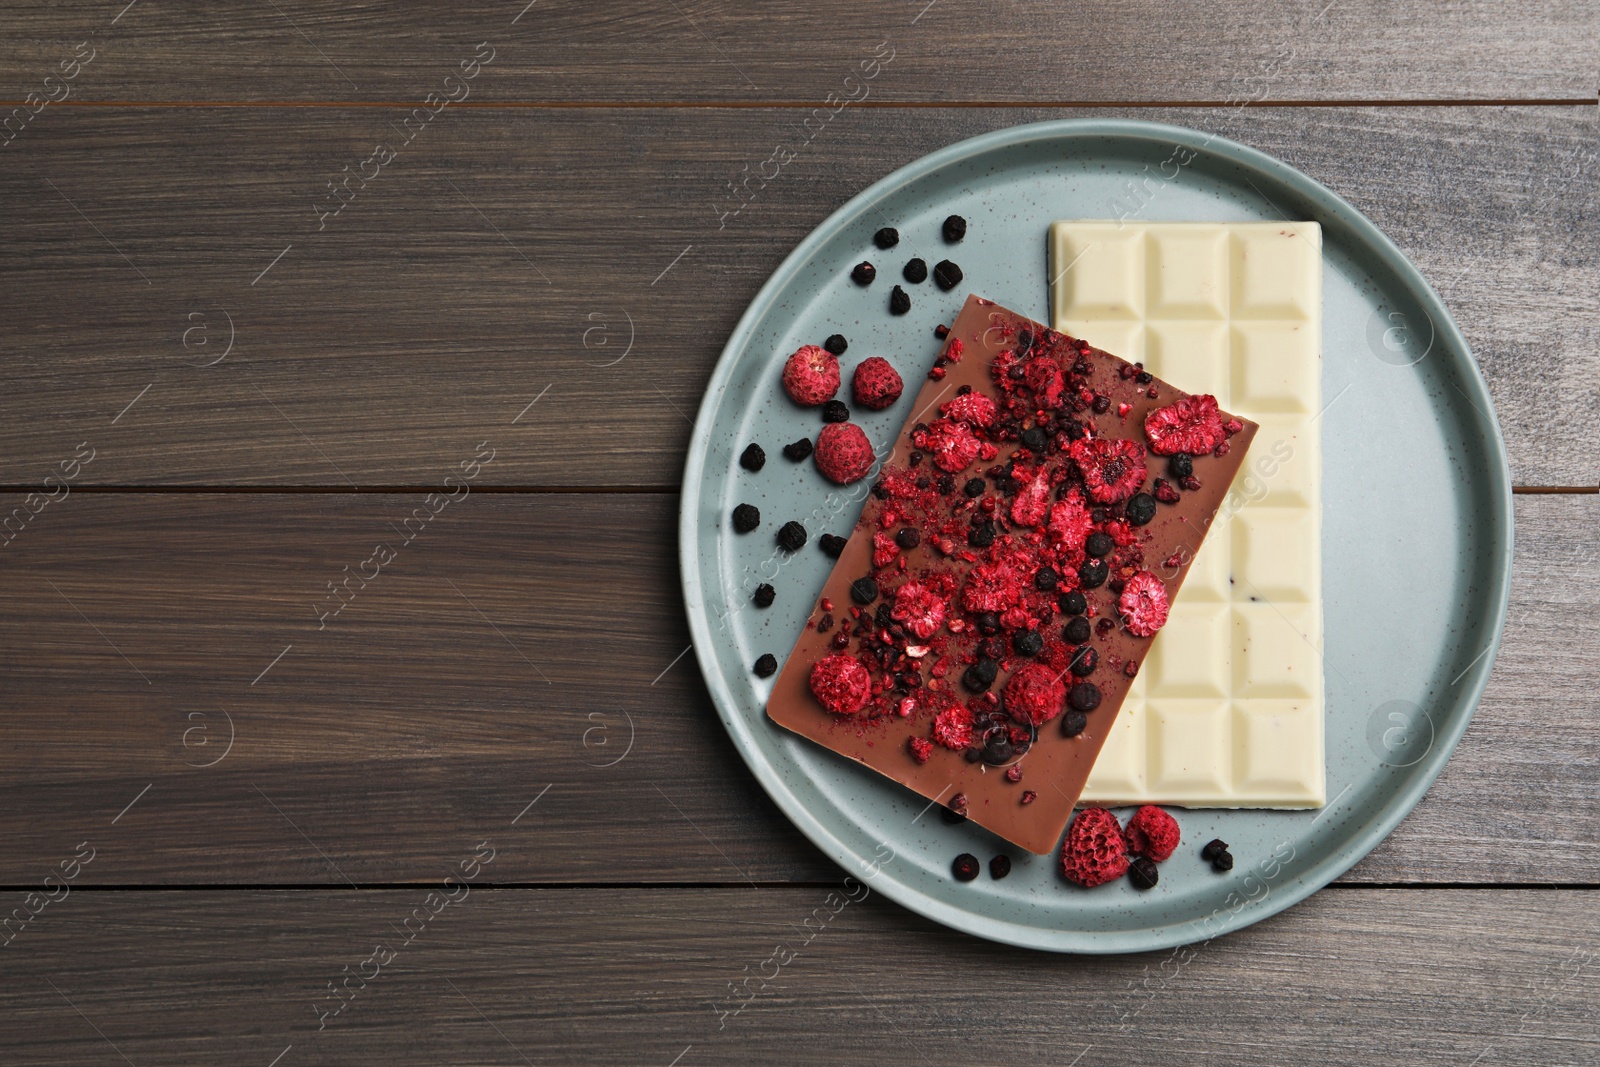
1181;475;1202;492
964;477;986;498
753;583;775;608
952;853;980;881
1154;478;1182;504
967;521;996;548
981;726;1014;765
942;214;967;242
1060;709;1088;737
934;323;950;339
874;603;894;628
1211;850;1235;873
1201;838;1229;862
942;797;969;824
1079;558;1109;588
1070;646;1098;677
753;653;777;677
873;226;899;249
740;443;766;472
732;503;760;533
963;747;982;763
975;612;1000;635
850;576;879;604
1169;452;1194;479
1012;630;1043;656
819;533;848;558
1096;617;1116;636
1034;566;1059;592
903;258;928;284
1091;395;1111;415
889;285;911;315
1128;856;1159;890
936;474;955;494
932;260;963;291
823;334;849;356
1021;427;1047;452
1059;591;1088;616
1016;329;1034;356
783;437;814;462
962;658;999;692
1126;492;1157;526
1086;532;1114;558
822;400;850;423
1136;370;1153;385
895;527;922;549
1068;682;1102;712
851;261;876;285
776;521;807;552
990;855;1012;879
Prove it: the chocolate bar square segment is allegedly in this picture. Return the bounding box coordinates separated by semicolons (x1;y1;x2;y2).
765;295;1257;854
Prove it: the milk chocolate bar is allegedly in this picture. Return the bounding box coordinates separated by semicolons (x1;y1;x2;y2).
765;295;1258;853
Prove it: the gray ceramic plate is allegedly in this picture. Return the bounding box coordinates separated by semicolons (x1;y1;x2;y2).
678;119;1511;954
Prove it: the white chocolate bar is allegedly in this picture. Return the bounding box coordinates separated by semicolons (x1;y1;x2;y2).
1050;221;1325;807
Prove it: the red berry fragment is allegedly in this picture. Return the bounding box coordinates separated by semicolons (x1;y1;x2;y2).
852;357;904;410
908;736;933;764
891;581;947;639
915;418;982;473
814;422;875;485
808;654;871;715
1118;570;1170;637
1124;804;1180;862
1060;807;1130;888
1144;394;1226;456
932;702;974;750
782;344;840;406
1069;436;1148;504
1002;662;1066;726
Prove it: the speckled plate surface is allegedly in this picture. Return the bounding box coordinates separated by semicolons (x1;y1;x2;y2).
678;119;1512;954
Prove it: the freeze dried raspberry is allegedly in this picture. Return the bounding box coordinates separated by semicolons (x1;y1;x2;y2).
1124;804;1180;863
1144;394;1226;456
1060;807;1130;888
781;344;840;406
939;391;997;427
916;418;982;473
852;357;904;411
1023;358;1064;408
961;561;1022;613
1069;436;1148;504
872;532;900;568
908;736;933;764
808;654;871;715
1002;662;1066;726
1046;489;1094;556
1009;469;1052;527
932;702;974;750
891;581;946;639
815;422;875;485
1118;570;1170;637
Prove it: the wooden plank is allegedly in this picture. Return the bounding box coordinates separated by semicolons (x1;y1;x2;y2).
0;887;1593;1065
0;0;1594;104
0;492;1591;885
0;104;1593;488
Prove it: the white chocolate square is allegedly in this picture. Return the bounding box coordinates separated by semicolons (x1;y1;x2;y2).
1054;220;1325;808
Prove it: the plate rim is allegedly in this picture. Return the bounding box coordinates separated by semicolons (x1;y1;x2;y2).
677;117;1514;953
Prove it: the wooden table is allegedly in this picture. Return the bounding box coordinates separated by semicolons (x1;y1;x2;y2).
1;2;1595;1063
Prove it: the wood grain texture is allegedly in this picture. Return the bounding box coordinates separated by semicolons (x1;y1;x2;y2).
0;887;1594;1065
0;104;1594;487
0;0;1595;104
0;492;1592;885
